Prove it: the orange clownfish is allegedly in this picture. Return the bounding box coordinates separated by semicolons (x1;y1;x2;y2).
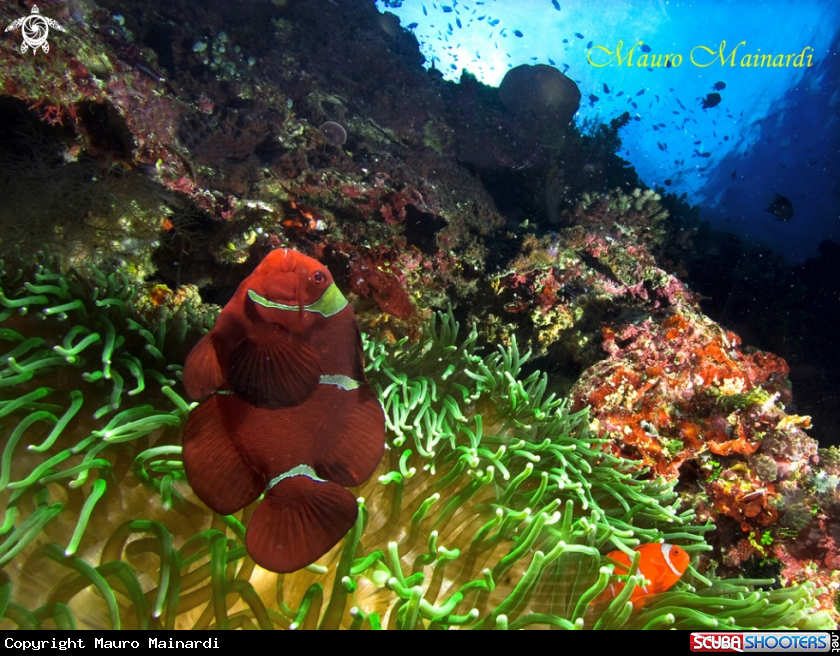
595;543;690;606
182;249;385;573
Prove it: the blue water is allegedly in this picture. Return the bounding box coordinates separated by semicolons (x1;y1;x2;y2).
377;0;840;263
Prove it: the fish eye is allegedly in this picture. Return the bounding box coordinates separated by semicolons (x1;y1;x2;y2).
311;270;328;286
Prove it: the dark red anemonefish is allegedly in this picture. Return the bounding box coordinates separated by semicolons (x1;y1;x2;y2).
595;543;690;607
182;248;385;573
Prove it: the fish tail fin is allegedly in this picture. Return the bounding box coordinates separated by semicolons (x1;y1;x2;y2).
183;396;263;515
246;473;358;573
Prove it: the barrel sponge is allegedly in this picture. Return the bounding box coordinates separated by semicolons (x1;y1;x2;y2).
498;64;581;127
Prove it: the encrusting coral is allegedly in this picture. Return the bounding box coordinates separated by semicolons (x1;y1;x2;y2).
0;251;832;630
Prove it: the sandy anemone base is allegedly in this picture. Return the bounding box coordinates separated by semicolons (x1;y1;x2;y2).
4;412;831;630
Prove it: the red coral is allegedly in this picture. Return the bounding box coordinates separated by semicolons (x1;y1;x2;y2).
572;309;796;479
28;98;75;126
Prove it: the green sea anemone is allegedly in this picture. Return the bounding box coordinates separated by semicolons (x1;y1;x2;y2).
0;251;832;630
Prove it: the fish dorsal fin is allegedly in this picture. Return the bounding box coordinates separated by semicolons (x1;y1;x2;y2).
183;332;224;400
227;323;320;409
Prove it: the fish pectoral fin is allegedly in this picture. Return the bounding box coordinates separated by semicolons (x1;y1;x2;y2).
227;323;321;409
245;475;358;573
313;385;386;487
183;332;224;400
183;395;263;515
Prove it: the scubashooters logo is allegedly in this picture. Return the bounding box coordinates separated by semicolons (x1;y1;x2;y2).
690;632;831;653
5;5;66;54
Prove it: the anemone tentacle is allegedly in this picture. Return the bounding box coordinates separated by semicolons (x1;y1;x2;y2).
0;252;831;630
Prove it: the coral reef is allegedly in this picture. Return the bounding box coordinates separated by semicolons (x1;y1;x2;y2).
0;97;173;273
490;187;688;364
0;0;515;333
683;228;840;448
486;187;840;616
0;253;832;629
2;0;838;629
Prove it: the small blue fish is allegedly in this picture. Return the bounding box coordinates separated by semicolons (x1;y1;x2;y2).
603;83;610;93
488;18;500;25
513;29;523;37
586;40;593;49
574;32;584;39
640;43;651;53
552;0;561;9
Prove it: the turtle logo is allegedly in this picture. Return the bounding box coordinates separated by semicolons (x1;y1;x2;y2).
5;5;66;55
